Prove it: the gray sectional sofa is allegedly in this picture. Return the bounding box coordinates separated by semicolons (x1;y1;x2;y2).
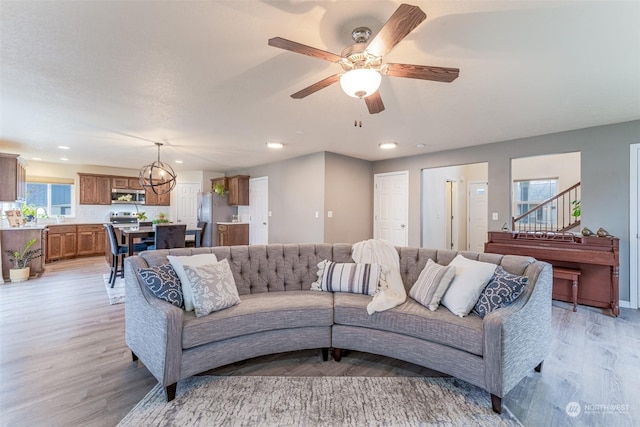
124;243;552;413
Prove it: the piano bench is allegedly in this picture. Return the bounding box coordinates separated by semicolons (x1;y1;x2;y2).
553;267;582;312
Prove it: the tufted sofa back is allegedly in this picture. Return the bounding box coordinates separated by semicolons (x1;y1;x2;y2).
134;243;535;296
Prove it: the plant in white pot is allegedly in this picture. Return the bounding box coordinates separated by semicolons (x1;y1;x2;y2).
5;238;42;282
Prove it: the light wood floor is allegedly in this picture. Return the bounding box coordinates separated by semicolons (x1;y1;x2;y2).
1;257;638;426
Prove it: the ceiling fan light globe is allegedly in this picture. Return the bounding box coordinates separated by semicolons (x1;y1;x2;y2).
340;69;381;98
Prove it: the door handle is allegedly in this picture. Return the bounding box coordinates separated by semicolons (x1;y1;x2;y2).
263;222;267;226
400;224;406;228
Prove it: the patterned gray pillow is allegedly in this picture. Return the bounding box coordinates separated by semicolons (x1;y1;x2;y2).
473;266;528;318
182;258;241;317
138;264;184;308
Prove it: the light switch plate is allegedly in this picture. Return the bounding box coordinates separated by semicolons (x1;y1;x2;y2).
492;212;499;220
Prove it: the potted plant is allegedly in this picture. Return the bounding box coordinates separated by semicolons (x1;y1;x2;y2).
152;213;170;225
21;203;37;223
136;211;148;221
213;181;227;197
4;238;42;282
571;200;581;218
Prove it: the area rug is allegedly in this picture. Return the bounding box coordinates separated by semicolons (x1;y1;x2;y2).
103;274;125;305
118;376;522;427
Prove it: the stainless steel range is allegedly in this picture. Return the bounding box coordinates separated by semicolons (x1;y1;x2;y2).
109;212;138;224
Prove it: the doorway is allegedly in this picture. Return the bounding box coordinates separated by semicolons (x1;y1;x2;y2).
422;163;488;250
373;171;408;246
175;182;201;228
468;182;488;252
245;177;269;245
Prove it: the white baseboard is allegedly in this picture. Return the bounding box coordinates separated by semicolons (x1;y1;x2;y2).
619;300;634;309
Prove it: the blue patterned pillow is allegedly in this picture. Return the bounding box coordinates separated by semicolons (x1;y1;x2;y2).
138;264;184;308
473;266;528;318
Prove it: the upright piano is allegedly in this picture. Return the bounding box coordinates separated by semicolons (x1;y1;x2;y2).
485;231;620;316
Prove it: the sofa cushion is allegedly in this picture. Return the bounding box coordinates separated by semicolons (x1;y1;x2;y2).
313;260;381;295
183;259;241;318
333;293;484;356
182;290;334;349
441;254;497;317
167;253;219;311
408;259;456;311
137;263;184;308
473;266;528;318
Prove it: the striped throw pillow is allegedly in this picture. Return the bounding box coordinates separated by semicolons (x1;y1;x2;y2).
409;259;456;311
315;260;381;295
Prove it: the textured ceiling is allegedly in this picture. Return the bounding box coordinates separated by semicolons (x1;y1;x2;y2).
1;1;639;172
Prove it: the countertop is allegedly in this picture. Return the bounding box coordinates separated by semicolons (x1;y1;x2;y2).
217;222;249;225
0;225;47;231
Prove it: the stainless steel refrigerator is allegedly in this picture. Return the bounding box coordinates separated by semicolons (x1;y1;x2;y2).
197;192;234;247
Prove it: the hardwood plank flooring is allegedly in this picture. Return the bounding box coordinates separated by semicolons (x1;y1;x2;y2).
1;257;638;426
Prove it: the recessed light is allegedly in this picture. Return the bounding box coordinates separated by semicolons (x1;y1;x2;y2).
266;142;284;149
60;157;68;161
416;144;425;148
379;142;398;150
58;145;70;150
32;157;42;161
175;160;183;164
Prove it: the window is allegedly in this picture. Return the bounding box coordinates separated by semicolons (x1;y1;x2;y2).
26;182;74;217
513;179;558;227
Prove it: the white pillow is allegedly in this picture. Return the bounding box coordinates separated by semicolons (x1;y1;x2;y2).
167;253;218;311
182;259;241;318
409;259;456;311
441;254;497;317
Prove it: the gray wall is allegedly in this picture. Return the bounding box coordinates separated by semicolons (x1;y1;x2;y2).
372;120;640;302
324;152;373;243
230;152;325;244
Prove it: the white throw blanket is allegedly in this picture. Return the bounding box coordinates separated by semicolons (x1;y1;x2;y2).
352;239;406;315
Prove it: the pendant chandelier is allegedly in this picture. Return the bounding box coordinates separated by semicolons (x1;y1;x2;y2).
138;142;177;195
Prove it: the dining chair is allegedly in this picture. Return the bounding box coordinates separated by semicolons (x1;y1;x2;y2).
105;224;149;288
185;221;206;248
148;224;187;250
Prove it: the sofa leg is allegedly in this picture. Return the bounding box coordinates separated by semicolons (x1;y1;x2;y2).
332;348;342;362
165;383;177;402
490;394;502;414
535;361;543;373
321;348;329;361
131;351;138;362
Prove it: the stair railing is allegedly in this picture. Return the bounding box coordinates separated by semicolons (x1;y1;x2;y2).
512;182;581;233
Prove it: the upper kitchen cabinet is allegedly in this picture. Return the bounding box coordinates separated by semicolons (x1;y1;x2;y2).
112;176;143;190
145;184;171;206
227;175;250;205
0;153;26;202
79;173;111;205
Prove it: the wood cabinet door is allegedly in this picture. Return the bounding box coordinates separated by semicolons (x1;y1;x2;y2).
145;184;171;206
46;233;63;262
112;178;129;189
79;175;98;204
97;177;112;205
76;231;95;255
227;175;249;205
129;178;143;190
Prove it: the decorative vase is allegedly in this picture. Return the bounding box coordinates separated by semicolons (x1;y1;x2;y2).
9;267;30;283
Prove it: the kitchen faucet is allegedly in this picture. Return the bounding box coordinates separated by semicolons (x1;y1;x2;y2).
35;207;48;226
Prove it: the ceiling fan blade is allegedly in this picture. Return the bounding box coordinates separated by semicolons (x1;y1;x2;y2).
364;91;385;114
386;63;459;83
366;4;427;58
291;74;341;99
268;37;343;63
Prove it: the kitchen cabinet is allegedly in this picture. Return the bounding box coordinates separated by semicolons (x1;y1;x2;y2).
0;153;26;202
217;223;249;246
145;184;171;206
76;224;106;256
227;175;250;205
79;174;111;205
46;225;77;262
112;177;143;190
210;175;249;205
0;227;45;281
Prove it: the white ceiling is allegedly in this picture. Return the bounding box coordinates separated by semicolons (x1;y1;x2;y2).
1;1;639;172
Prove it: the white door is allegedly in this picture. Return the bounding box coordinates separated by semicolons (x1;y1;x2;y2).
445;180;459;250
248;177;269;245
175;183;201;228
374;171;408;246
467;182;488;252
630;143;639;309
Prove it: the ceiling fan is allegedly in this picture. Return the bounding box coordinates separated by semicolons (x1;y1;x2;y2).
268;3;459;114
